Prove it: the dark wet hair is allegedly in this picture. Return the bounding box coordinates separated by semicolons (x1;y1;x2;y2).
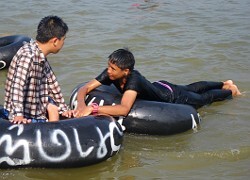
108;48;135;70
36;15;68;43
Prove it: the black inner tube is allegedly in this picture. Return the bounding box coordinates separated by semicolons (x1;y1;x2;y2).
0;35;31;70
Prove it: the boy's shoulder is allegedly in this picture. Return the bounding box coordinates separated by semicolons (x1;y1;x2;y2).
17;40;39;57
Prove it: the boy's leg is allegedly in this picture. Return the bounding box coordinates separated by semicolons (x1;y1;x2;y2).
47;97;59;122
175;89;232;109
47;103;59;122
185;81;223;93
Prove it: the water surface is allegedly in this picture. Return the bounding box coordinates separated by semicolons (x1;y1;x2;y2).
0;0;249;179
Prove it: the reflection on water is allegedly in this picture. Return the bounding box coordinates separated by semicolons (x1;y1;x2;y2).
0;0;250;179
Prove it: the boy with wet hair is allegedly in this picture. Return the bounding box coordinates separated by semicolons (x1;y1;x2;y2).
4;15;73;124
74;48;241;117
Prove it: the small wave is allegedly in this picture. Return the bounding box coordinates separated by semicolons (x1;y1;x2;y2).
170;146;250;161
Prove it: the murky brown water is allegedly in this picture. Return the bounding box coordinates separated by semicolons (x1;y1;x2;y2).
0;0;249;179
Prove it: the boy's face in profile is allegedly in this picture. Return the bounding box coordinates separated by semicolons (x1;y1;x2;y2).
107;61;129;80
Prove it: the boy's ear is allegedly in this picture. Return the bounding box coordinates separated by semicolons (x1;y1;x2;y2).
124;68;130;76
50;37;58;47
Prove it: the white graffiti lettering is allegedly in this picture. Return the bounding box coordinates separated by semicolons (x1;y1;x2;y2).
109;122;123;153
197;113;201;123
191;114;197;129
73;128;94;157
0;60;6;70
8;124;24;136
36;129;71;162
95;121;123;158
99;99;104;106
96;126;109;158
87;97;96;106
71;92;89;109
0;120;122;167
191;113;202;131
0;124;31;165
